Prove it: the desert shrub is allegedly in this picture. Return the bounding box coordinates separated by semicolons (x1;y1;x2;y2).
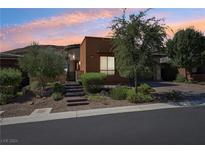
80;73;106;93
127;89;154;103
166;90;182;101
52;92;63;101
30;81;41;90
137;83;154;94
110;86;130;100
175;74;186;82
0;68;21;86
53;82;64;93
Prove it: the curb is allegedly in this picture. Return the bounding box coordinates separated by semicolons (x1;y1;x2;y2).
0;103;180;126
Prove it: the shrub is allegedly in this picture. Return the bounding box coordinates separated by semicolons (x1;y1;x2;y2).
0;68;21;86
52;92;63;101
127;90;154;103
175;74;186;82
137;83;154;94
80;73;106;93
166;90;182;101
110;86;130;100
53;82;64;93
0;93;13;105
30;81;41;90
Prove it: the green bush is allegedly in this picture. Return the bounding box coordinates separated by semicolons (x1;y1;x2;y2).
175;74;186;82
52;92;63;101
0;93;13;105
127;90;153;103
30;81;41;90
110;86;130;100
0;68;21;86
138;83;154;94
80;73;106;93
53;82;64;93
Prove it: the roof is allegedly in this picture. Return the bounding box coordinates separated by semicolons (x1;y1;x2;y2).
0;53;23;59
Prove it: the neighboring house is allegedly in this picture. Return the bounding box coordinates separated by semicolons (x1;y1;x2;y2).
0;52;23;68
178;66;205;81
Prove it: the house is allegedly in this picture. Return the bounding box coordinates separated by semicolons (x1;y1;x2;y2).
76;36;168;84
78;36;128;84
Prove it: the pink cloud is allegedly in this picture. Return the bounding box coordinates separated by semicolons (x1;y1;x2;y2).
0;9;121;52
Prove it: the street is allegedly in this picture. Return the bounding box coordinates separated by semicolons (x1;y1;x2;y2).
1;106;205;145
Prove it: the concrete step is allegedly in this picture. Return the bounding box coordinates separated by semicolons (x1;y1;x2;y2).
65;85;83;89
67;97;88;102
65;83;80;86
65;92;85;97
67;101;89;106
66;88;84;92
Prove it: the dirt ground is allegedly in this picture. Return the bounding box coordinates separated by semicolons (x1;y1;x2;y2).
0;94;137;118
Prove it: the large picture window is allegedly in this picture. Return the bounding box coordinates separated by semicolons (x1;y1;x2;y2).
100;56;115;75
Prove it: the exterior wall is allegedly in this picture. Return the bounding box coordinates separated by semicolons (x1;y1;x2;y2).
178;68;205;81
80;37;128;84
0;58;19;68
80;39;86;73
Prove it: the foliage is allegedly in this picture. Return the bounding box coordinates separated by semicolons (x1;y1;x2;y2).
126;89;154;103
19;44;66;88
30;81;41;90
110;86;130;100
137;83;154;94
0;93;13;105
0;68;22;86
87;93;107;101
110;9;167;92
52;92;63;101
166;90;183;101
80;73;106;93
53;82;64;93
175;74;187;82
167;28;205;80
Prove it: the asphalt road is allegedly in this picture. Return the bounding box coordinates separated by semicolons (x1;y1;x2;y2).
1;106;205;145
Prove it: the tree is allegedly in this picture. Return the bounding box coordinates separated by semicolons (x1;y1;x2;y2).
19;43;66;88
167;28;205;80
110;9;167;92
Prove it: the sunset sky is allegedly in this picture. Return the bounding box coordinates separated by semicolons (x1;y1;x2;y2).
1;8;205;52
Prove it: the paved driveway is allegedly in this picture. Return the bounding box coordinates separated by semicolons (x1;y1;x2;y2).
1;106;205;144
148;81;205;106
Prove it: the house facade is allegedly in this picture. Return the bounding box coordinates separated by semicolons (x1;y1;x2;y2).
79;36;128;84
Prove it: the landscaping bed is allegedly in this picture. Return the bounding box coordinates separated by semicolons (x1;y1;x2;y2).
0;93;138;118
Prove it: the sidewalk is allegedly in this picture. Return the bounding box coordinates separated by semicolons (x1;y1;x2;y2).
0;103;180;126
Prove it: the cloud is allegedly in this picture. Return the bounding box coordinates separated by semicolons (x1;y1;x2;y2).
0;9;121;52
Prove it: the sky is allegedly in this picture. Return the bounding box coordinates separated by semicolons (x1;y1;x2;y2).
1;8;205;52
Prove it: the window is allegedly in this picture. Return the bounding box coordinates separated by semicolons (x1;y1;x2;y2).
100;56;115;75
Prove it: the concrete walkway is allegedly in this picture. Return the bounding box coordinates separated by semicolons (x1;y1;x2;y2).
0;103;179;126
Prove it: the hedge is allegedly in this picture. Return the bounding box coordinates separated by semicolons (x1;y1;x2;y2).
0;68;22;86
80;73;106;93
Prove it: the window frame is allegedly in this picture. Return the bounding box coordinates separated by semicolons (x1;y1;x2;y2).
100;56;115;75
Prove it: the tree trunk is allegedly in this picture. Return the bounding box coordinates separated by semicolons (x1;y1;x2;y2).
134;69;138;93
185;68;188;81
